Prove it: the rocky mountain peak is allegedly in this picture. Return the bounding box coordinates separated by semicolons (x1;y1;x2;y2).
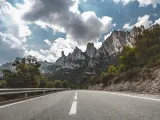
149;23;160;30
85;43;97;58
74;47;81;53
61;51;65;57
71;47;85;60
130;25;145;37
140;25;145;31
98;30;130;56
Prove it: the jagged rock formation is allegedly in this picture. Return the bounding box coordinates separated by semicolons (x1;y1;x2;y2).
49;25;151;83
85;43;96;58
1;25;159;84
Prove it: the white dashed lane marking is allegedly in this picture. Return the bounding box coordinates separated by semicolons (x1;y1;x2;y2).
69;91;77;115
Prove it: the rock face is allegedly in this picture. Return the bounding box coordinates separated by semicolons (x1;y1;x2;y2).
1;25;159;84
48;25;147;83
85;43;96;58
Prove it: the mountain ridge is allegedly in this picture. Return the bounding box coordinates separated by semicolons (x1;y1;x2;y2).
1;24;160;84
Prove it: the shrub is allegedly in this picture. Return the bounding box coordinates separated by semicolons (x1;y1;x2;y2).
107;65;118;74
101;73;117;86
45;81;54;88
0;80;7;88
88;76;97;85
123;67;141;81
61;80;69;88
53;80;62;88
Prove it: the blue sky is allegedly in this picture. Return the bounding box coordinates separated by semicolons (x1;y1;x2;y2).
0;0;160;64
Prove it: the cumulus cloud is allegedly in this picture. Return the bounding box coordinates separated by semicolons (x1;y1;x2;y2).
0;0;113;64
113;0;135;5
26;37;77;62
44;39;52;46
0;1;31;64
137;0;160;8
22;0;114;45
0;32;25;64
113;0;160;8
26;35;103;62
104;31;112;40
135;15;152;28
154;18;160;24
0;1;32;39
123;23;133;30
123;15;152;30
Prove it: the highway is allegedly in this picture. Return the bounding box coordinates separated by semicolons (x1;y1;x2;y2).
0;90;160;120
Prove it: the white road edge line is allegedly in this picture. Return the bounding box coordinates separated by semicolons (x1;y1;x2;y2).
69;101;77;115
0;93;55;109
103;91;160;102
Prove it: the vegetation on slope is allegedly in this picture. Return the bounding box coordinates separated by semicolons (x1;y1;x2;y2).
88;27;160;92
0;56;70;88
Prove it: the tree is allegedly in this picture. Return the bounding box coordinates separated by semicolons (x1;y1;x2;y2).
37;75;46;88
0;80;7;88
88;76;97;85
61;80;69;88
119;46;138;70
13;56;41;88
135;28;160;67
53;80;62;88
45;81;54;88
108;65;117;74
3;56;42;88
2;70;18;88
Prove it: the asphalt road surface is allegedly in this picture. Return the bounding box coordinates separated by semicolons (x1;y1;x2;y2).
0;90;160;120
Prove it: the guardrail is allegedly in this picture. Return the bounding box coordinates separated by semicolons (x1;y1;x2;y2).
0;88;70;101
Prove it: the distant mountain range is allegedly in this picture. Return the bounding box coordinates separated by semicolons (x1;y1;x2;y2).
1;24;160;84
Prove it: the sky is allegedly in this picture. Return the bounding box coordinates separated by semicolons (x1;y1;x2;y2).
0;0;160;64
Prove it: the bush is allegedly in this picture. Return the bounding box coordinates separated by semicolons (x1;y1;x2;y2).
108;65;117;74
101;73;117;86
61;80;69;88
0;80;7;88
53;80;62;88
45;81;54;88
147;58;160;68
123;67;141;81
88;76;97;85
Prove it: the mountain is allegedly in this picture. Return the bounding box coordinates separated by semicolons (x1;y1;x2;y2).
0;25;159;84
44;25;145;83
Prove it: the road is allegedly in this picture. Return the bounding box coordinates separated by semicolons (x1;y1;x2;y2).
0;90;160;120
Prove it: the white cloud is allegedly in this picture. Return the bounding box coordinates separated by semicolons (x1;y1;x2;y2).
123;15;152;30
0;32;25;64
44;39;51;46
27;36;103;62
137;0;160;8
123;23;133;30
0;1;31;39
26;37;77;62
113;0;160;8
0;0;114;63
22;0;115;45
154;18;160;24
104;31;112;40
0;1;32;64
18;25;31;37
94;42;102;49
135;15;152;28
26;50;55;62
113;0;135;5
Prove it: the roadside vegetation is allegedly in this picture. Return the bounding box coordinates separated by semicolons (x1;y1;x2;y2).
0;56;69;88
88;27;160;93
